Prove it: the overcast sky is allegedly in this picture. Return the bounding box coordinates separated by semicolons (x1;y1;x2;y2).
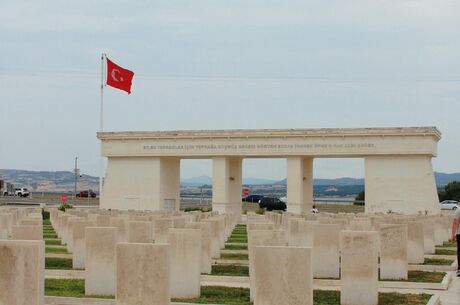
1;0;459;179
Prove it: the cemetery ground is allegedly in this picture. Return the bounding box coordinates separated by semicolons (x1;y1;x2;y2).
42;221;454;305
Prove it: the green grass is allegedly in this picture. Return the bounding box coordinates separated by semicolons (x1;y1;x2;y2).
315;271;445;283
440;241;457;248
45;279;113;299
46;247;69;254
173;287;431;305
435;248;456;255
231;234;247;238
45;239;63;246
224;244;248;250
406;271;445;283
43;233;58;239
43;219;51;226
381;271;445;283
377;293;431;305
314;291;431;305
221;253;248;260
208;265;249;277
44;279;431;305
423;258;454;265
229;235;247;240
227;237;248;243
45;257;73;270
173;286;249;305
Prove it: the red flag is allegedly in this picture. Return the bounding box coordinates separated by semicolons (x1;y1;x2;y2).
106;57;134;94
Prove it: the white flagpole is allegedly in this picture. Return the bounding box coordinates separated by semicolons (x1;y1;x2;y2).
99;53;105;201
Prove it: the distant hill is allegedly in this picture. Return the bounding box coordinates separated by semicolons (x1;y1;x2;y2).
181;176;278;186
434;172;460;186
1;169;459;192
0;169;99;193
274;172;460;186
180;175;212;186
273;177;364;186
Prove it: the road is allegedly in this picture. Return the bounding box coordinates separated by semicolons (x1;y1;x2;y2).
0;196;364;213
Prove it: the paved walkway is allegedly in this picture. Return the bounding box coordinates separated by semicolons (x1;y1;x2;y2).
437;274;460;305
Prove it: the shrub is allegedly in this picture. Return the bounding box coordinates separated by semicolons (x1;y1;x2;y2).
42;209;50;220
58;203;73;212
183;207;212;212
354;191;365;205
255;208;265;215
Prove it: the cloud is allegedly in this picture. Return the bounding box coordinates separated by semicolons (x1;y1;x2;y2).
0;0;459;177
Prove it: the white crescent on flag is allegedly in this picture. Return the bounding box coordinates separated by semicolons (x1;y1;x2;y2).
111;69;124;82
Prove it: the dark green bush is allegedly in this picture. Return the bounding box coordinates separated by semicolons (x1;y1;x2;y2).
42;209;50;220
58;203;73;212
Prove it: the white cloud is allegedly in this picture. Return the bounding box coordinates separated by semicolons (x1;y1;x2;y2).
0;0;459;177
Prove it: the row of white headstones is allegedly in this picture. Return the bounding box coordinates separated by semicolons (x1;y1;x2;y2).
0;207;455;305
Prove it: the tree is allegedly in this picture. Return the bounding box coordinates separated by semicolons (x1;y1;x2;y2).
438;181;460;202
354;191;365;206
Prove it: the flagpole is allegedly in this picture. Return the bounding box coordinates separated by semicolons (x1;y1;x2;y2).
99;53;105;202
100;53;104;132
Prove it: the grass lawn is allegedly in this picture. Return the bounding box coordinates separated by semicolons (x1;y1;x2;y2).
224;244;248;250
45;279;113;299
423;258;454;265
44;233;58;239
45;279;431;305
435;248;456;255
227;235;248;240
314;291;431;305
221;253;248;260
440;241;457;248
45;257;73;270
208;265;249;277
381;271;445;283
174;287;432;305
227;238;248;243
173;286;249;305
46;247;69;254
376;293;431;305
230;232;247;235
319;271;446;283
45;239;63;246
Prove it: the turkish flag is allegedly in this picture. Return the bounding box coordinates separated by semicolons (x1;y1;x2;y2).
106;57;134;94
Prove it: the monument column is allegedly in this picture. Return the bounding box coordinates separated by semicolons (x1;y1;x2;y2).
101;156;180;211
365;155;439;215
286;157;313;214
212;157;242;217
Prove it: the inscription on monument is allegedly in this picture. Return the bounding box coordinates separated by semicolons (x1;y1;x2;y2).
142;142;376;151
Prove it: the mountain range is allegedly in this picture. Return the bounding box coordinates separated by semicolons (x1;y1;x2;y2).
1;169;459;192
